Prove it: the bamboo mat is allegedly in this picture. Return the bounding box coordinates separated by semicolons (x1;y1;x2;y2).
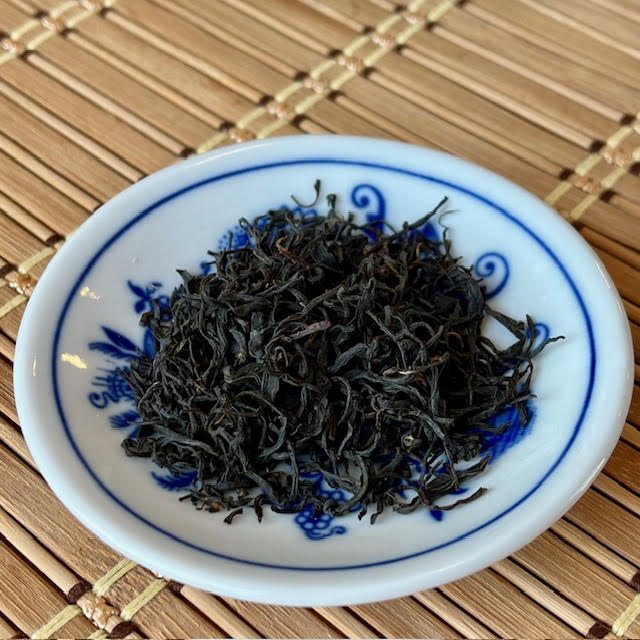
0;0;638;637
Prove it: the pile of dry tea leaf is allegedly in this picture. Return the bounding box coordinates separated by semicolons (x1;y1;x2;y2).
123;191;560;523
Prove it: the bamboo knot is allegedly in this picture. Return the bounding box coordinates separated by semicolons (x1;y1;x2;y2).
337;54;365;73
77;591;119;629
6;272;35;296
303;76;328;94
80;0;102;9
573;175;598;194
228;127;255;143
267;100;295;121
1;37;24;55
403;11;423;24
371;32;396;48
601;147;631;168
40;14;65;32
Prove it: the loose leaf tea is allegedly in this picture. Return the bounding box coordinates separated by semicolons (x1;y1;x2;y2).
123;191;561;523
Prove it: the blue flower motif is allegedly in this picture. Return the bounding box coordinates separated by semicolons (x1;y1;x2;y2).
293;473;350;540
89;326;138;361
127;280;169;313
88;368;134;409
152;470;198;491
294;506;347;540
109;410;139;429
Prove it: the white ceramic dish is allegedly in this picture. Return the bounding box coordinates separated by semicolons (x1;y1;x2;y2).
14;136;633;606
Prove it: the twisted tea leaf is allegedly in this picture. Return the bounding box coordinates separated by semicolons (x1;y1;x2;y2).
123;194;562;523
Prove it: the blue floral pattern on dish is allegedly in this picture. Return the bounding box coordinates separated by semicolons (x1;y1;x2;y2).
294;474;348;540
87;183;553;539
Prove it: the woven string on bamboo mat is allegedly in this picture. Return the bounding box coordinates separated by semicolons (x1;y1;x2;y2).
0;0;639;637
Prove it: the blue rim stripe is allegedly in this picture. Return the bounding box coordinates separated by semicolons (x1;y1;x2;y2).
52;158;596;571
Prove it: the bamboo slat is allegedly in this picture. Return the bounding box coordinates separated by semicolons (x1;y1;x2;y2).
305;96;394;140
313;606;380;639
513;531;640;635
412;590;494;639
405;32;616;142
622;423;640;450
179;587;261;639
159;0;325;78
79;14;255;123
218;0;334;57
0;74;142;182
536;0;640;50
0;332;15;361
629;385;640;426
104;567;225;638
595;474;640;522
631;323;640;364
436;8;637;117
581;228;640;272
34;37;212;148
0;355;236;638
0;538;96;637
0;149;89;236
371;53;588;164
0;126;100;212
0;92;129;205
0;439;238;638
606;441;640;493
0;2;31;31
222;600;345;639
591;0;640;22
0;613;19;640
1;57;177;173
469;0;640;88
350;597;461;638
0;413;32;468
567;487;640;569
235;0;360;50
491;558;599;636
300;0;390;29
440;569;576;637
335;74;567;177
594;248;640;308
9;0;78;11
551;517;639;586
0;213;47;266
110;1;285;101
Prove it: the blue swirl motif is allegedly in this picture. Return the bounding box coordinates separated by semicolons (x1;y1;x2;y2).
350;183;439;242
216;205;318;252
294;474;347;540
474;252;509;299
351;184;386;241
528;322;550;347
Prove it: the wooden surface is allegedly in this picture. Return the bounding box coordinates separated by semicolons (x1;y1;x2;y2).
0;0;638;637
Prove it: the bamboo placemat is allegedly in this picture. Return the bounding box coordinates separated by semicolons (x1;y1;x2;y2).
0;0;638;637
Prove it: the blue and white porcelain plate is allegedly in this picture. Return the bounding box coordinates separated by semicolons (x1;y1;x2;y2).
14;136;633;606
